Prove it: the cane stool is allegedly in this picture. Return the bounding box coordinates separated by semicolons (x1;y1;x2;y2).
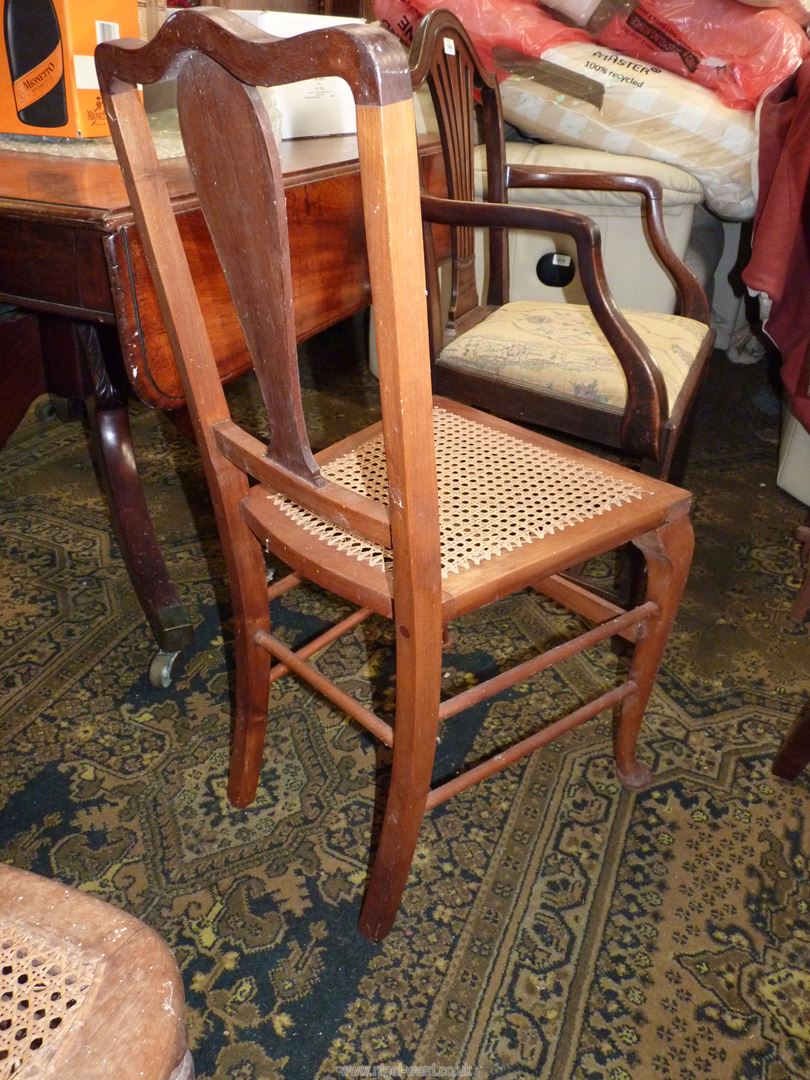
0;863;192;1079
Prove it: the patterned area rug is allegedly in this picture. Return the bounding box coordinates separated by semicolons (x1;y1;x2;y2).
1;335;809;1079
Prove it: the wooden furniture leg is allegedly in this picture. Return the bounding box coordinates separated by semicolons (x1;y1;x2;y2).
358;604;443;942
77;323;194;683
222;481;273;808
38;316;194;686
616;512;694;788
773;702;810;780
791;522;810;622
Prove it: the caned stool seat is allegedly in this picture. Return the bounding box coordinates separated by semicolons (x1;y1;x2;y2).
0;864;192;1080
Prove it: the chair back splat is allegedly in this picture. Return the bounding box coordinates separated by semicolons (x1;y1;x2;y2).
412;12;508;323
98;8;695;941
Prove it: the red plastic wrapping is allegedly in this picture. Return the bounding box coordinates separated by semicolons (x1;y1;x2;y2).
594;0;810;110
373;0;425;48
372;0;588;71
736;1;810;28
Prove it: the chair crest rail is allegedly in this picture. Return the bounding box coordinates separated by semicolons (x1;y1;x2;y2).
95;8;411;105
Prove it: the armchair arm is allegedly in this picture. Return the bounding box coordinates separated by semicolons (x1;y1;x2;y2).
505;164;710;324
421;193;668;461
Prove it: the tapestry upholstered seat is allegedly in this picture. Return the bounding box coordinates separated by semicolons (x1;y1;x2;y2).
437;300;710;416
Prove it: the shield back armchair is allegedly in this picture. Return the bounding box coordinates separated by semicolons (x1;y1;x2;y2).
411;8;716;483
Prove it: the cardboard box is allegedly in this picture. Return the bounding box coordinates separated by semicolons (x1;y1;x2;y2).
233;10;365;138
138;0;167;41
0;1;139;138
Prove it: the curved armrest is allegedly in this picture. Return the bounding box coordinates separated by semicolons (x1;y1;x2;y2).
421;193;669;460
506;164;710;324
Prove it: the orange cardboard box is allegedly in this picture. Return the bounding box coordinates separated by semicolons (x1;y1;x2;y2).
0;1;139;138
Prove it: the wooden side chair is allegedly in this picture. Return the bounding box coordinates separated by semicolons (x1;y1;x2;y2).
98;8;694;941
410;8;715;484
0;863;192;1079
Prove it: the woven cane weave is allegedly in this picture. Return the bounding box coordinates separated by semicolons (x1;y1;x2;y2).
273;406;647;576
0;922;101;1077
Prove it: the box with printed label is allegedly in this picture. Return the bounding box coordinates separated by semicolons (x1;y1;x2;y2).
0;0;139;138
138;0;166;42
234;10;365;138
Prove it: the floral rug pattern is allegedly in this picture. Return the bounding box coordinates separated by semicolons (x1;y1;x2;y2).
1;343;808;1078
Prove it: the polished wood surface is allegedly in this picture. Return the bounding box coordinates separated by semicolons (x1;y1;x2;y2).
114;137;383;408
0;122;443;672
0;134;443;404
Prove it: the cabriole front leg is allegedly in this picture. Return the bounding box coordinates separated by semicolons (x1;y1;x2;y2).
616;511;694;790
